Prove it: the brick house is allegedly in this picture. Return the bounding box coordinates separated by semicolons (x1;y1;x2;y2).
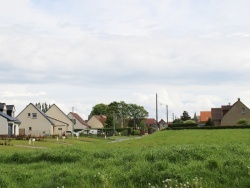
200;111;211;123
211;98;250;126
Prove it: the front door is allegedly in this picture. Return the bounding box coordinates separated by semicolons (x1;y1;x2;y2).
8;124;12;136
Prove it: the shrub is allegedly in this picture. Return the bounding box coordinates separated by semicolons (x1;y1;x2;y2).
121;129;128;136
184;120;196;124
132;130;140;135
237;118;249;126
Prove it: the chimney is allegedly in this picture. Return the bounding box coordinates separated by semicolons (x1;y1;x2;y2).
238;98;240;101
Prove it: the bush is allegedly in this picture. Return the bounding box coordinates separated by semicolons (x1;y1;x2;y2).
237;118;249;126
168;123;198;128
184;120;197;124
121;129;128;136
148;127;157;134
132;130;140;135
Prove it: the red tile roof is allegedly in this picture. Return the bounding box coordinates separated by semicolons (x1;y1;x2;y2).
146;118;156;125
200;111;211;122
71;112;90;128
95;115;107;125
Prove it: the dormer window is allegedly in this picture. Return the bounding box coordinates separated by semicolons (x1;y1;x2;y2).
242;108;245;114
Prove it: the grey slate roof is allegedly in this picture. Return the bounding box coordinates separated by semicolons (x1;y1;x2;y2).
0;103;6;111
0;111;20;123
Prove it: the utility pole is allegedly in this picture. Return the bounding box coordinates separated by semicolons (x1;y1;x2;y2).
166;105;168;126
113;111;115;136
156;93;159;130
72;107;74;138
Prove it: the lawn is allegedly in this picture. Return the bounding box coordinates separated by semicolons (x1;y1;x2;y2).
0;129;250;188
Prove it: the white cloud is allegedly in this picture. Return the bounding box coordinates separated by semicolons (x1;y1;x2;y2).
1;0;250;122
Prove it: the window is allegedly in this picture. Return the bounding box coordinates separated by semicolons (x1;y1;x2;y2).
242;108;246;114
58;128;62;130
32;113;37;118
29;127;32;131
28;113;31;117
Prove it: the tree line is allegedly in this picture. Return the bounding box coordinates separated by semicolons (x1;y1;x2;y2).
90;101;149;128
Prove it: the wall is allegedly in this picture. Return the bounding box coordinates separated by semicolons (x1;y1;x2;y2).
0;116;8;134
221;101;250;126
87;116;103;129
17;104;53;136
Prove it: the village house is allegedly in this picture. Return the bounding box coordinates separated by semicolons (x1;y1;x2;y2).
0;103;20;136
87;115;107;129
67;112;90;130
211;98;250;126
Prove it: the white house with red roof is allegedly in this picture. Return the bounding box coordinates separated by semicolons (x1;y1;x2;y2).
67;112;90;130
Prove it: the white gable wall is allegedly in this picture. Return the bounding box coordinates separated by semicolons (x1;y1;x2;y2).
68;113;88;130
17;104;53;136
46;105;72;130
0;115;8;135
87;116;103;129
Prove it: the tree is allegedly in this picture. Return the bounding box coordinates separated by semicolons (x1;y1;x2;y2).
36;102;51;113
193;112;198;122
180;111;191;121
128;104;149;129
90;101;149;128
205;118;214;126
90;103;109;116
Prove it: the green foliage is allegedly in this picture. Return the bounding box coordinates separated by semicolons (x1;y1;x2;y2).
169;123;198;128
90;103;109;116
205;118;214;126
132;130;140;135
184;120;197;124
237;118;249;126
172;118;183;124
91;101;149;128
193;112;198;122
35;102;51;113
180;111;191;121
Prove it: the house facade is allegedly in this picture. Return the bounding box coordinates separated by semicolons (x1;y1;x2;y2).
158;119;167;129
46;104;73;133
0;103;20;136
211;98;250;126
68;112;90;130
221;98;250;126
17;103;55;136
87;115;107;129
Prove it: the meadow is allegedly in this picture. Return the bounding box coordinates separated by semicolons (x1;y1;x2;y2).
0;129;250;188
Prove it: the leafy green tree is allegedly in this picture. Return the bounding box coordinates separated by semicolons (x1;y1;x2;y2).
180;111;191;121
237;118;249;126
90;103;109;116
128;104;149;129
205;118;214;126
90;101;148;128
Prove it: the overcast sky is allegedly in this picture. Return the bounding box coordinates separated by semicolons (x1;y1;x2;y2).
1;0;250;121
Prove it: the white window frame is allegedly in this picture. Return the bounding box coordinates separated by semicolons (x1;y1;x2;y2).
32;113;37;119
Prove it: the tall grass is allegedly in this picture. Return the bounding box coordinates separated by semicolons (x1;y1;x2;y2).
0;129;250;187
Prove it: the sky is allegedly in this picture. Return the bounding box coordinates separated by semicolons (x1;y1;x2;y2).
1;0;250;122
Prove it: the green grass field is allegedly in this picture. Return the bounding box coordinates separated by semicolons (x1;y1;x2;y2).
0;129;250;188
